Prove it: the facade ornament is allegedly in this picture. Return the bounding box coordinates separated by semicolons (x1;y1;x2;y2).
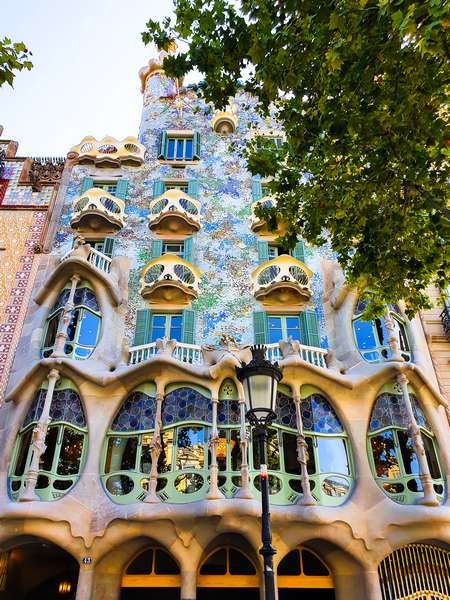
235;397;253;499
279;338;300;358
52;275;80;357
155;336;177;357
144;391;163;503
324;349;345;373
28;157;65;192
294;394;316;506
20;369;60;501
203;343;252;377
396;372;439;506
384;308;404;362
207;397;224;499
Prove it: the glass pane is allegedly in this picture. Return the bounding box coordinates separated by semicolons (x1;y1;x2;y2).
151;327;166;342
176;427;205;469
14;429;33;476
153;315;166;327
158;430;174;472
44;313;60;349
106;474;134;496
74;347;91;358
268;246;278;259
57;427;84;475
167;139;175;160
174;472;204;493
110;437;139;471
126;549;153;574
322;476;350;497
353;319;377;350
317;437;349;475
217;430;227;472
398;431;420;475
41;426;58;471
282;432;300;475
200;549;227;575
170;315;182;341
230;430;241;471
154;549;179;575
253;428;280;470
278;550;301;575
77;311;100;347
302;550;329;575
253;474;282;494
176;139;184;159
66;310;79;342
422;435;441;480
370;432;400;478
229;548;256;575
185;138;193;159
268;317;283;344
140;434;152;473
286;317;301;341
396;320;410;352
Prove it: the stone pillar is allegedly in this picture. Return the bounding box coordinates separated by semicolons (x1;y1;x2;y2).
294;394;316;505
236;396;252;499
384;308;404;362
75;564;95;600
363;569;383;600
52;274;80;357
180;565;197;600
20;369;60;501
144;390;163;503
207;396;224;499
397;372;439;506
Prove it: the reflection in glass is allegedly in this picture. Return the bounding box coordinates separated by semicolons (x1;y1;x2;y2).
398;431;419;475
158;430;174;472
317;437;349;475
14;429;32;476
253;474;282;495
174;473;204;493
140;434;152;473
422;434;442;480
57;428;83;475
253;428;280;471
322;476;349;497
176;427;205;469
41;427;58;471
370;431;400;478
106;474;134;496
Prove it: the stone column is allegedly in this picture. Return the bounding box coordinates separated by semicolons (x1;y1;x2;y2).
236;397;252;499
396;372;439;506
294;394;316;505
75;563;94;600
384;308;404;362
207;397;224;499
180;565;197;600
144;390;163;503
52;274;80;357
20;369;60;501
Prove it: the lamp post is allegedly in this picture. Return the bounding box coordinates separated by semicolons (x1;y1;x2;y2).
236;344;283;600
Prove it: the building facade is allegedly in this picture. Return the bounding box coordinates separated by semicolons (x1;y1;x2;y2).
0;51;449;600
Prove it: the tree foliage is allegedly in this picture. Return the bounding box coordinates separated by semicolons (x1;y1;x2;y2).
143;0;450;317
0;37;33;87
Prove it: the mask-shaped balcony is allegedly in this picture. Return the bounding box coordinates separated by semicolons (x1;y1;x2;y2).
139;253;200;306
250;196;286;237
70;188;126;233
148;189;201;235
211;110;238;134
252;255;312;307
68;135;145;166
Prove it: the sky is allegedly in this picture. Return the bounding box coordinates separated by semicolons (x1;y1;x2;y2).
0;0;177;156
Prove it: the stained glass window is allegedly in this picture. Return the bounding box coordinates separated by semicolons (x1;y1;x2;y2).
369;393;430;432
217;400;240;425
301;394;343;434
162;387;212;425
111;391;156;432
23;388;86;428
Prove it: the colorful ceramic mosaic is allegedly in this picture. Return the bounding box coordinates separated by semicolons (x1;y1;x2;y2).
23;388;86;429
0;161;53;207
111;391;156;432
369;393;430;433
162;387;212;425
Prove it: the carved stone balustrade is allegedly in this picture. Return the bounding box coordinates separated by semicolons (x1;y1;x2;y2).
71;188;126;233
139;253;200;306
148;189;201;235
67;135;145;167
252;255;312;307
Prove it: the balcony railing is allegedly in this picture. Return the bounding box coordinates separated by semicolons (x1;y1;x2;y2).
139;253;200;305
148;189;201;235
61;245;112;274
252;255;312;307
128;340;327;369
71;188;126;232
441;304;450;340
68;135;145;166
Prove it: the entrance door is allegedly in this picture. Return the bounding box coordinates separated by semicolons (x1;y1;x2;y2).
197;547;259;600
277;547;335;600
121;547;181;600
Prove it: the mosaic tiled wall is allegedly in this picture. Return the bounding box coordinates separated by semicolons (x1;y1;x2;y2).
50;75;331;347
0;161;53;207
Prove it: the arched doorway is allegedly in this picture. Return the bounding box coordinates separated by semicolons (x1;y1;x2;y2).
0;536;79;600
197;546;259;600
378;543;450;599
120;546;180;599
277;547;335;599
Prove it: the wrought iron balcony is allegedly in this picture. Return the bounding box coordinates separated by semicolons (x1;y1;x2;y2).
252;255;312;307
68;135;145;166
71;188;125;233
441;304;450;340
250;196;285;237
139;253;200;306
148;189;201;235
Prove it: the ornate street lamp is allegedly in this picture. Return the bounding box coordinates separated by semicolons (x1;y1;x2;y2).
236;344;283;600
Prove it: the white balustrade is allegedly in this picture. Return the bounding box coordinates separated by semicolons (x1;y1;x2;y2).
172;342;203;364
129;342;158;365
87;247;111;273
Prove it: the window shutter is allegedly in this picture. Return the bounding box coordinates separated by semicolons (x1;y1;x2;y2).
300;309;320;347
115;179;129;200
150;239;163;259
158;132;168;159
193;132;201;160
184;236;194;263
253;311;268;344
153;179;166;198
187;179;200;199
102;237;115;258
257;241;269;264
80;177;94;193
292;240;306;262
133;309;152;346
251;176;262;201
181;309;196;344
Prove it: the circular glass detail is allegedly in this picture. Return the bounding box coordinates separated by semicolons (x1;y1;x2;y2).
174;473;204;494
253;474;282;495
106;474;134;496
124;143;139;153
383;482;405;494
36;475;49;489
258;265;280;286
156;478;167;492
288;479;316;494
11;480;21;492
434;483;444;494
54;479;73;491
98;144;117;154
321;476;349;497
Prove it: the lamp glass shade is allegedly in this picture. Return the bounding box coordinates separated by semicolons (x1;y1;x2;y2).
243;372;277;413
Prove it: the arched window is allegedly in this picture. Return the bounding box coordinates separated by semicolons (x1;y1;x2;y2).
216;379;242;498
42;282;101;359
9;380;87;501
352;300;410;362
198;546;258;594
121;546;180;598
249;386;353;505
278;547;334;598
102;383;157;503
378;543;449;599
368;385;444;504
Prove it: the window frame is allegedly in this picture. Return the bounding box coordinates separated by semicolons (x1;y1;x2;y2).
267;315;302;344
150;313;183;342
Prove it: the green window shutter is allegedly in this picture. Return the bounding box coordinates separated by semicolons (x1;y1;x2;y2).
292;240;305;262
158;132;168;159
153;179;166;198
253;311;268;344
115;179;129;200
187;179;200;199
257;241;269;264
183;236;194;263
133;309;152;346
181;309;196;344
251;176;262;201
150;239;163;259
80;177;94;193
193;132;201;160
300;309;320;347
102;237;115;258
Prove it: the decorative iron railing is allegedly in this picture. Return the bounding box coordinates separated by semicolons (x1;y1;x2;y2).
440;304;450;340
